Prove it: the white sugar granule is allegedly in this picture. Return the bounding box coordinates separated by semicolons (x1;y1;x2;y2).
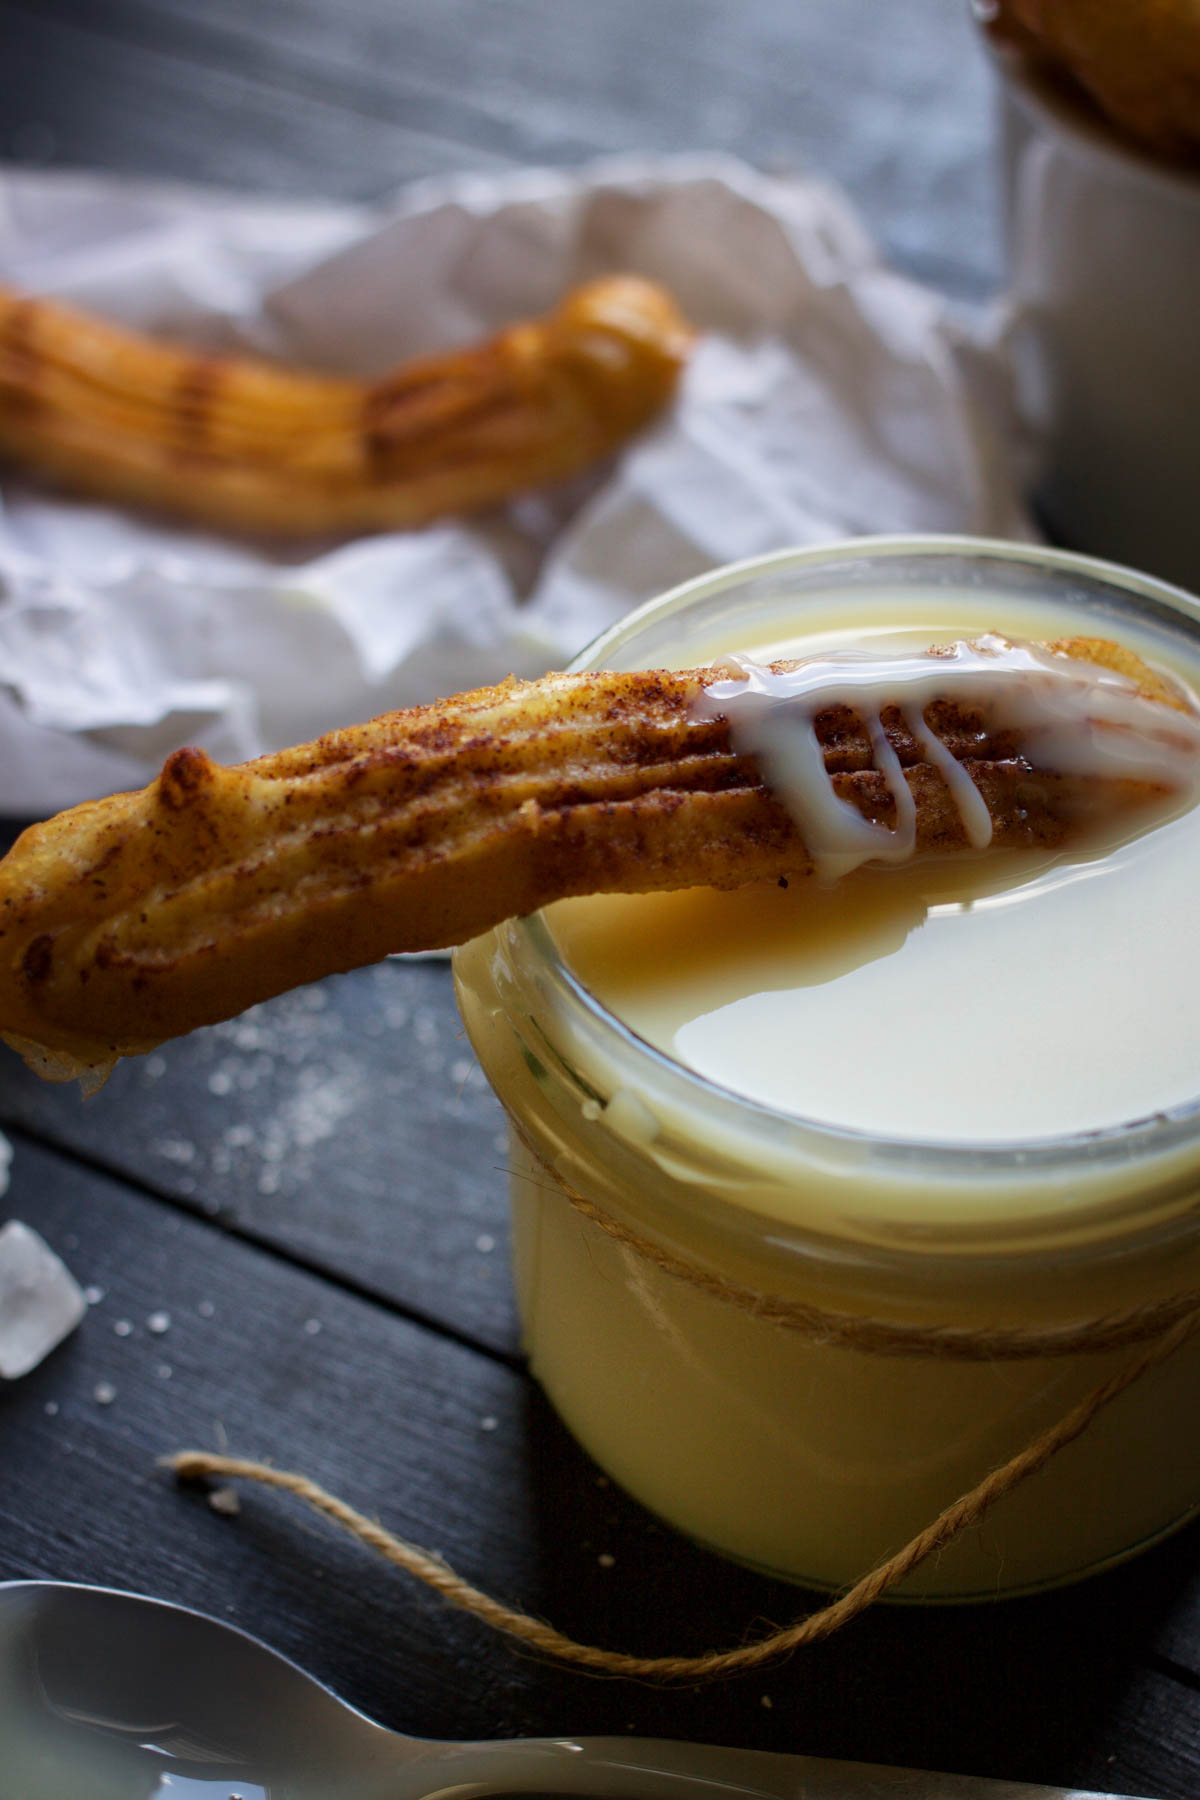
0;1222;86;1379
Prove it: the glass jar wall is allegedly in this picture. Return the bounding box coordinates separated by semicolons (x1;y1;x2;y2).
454;538;1200;1597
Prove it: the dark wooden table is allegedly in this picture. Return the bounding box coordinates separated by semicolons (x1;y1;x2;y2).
1;3;1199;1795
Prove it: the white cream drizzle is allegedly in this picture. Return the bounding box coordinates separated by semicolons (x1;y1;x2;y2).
698;635;1200;881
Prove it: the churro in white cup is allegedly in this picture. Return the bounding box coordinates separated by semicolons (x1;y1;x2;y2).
982;13;1200;590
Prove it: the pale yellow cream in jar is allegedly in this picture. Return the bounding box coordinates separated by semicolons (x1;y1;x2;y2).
453;539;1200;1598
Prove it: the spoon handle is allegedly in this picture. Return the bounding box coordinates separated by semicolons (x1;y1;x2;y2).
402;1735;1141;1800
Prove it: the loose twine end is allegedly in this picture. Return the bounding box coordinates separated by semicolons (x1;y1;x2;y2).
162;1302;1200;1684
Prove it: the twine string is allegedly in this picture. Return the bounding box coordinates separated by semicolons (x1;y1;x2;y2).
167;1304;1200;1682
559;1184;1200;1359
168;1134;1200;1679
510;1120;1200;1362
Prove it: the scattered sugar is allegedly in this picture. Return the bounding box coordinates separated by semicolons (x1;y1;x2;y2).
219;1011;270;1054
222;1049;272;1089
146;1311;171;1335
152;1136;196;1165
244;1061;366;1199
84;1286;105;1307
480;1415;498;1432
197;1300;215;1318
475;1234;495;1254
43;1400;58;1416
93;1381;116;1406
156;1363;173;1380
292;1066;363;1147
208;1486;241;1516
302;1318;322;1336
113;1319;133;1338
135;978;493;1225
144;1055;167;1079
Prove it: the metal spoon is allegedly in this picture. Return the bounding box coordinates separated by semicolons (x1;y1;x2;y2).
0;1580;1149;1800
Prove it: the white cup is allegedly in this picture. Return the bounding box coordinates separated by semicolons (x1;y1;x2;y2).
989;39;1200;592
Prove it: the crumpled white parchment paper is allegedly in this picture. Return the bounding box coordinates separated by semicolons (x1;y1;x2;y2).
0;154;1028;816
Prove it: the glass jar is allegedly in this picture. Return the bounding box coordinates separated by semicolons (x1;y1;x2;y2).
453;537;1200;1599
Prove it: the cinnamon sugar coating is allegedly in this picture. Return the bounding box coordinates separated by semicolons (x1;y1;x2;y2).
0;636;1185;1081
0;276;692;534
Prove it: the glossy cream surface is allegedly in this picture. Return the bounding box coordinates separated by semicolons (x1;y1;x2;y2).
548;589;1200;1144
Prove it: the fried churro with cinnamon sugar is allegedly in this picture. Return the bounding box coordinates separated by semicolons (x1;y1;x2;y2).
0;276;692;535
0;635;1194;1085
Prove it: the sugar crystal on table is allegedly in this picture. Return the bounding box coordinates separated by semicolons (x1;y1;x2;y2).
0;1220;86;1379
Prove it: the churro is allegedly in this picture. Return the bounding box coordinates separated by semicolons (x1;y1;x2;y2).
988;0;1200;161
0;275;692;535
0;634;1194;1086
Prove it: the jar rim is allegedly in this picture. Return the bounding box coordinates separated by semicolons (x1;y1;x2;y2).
510;534;1200;1210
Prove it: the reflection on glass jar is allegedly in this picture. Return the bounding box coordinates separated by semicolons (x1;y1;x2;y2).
454;538;1200;1599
